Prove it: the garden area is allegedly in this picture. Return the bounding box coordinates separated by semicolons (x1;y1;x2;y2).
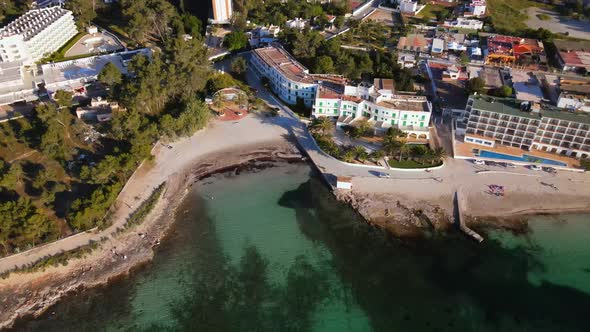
340;20;398;51
308;117;446;169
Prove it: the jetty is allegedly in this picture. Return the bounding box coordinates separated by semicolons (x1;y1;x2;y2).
454;190;484;243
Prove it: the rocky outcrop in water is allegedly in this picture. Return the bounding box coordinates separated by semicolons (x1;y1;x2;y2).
334;190;454;237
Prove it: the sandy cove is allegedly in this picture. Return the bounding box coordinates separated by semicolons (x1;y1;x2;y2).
0;114;303;329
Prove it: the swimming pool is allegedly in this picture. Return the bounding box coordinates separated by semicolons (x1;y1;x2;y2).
477;150;568;167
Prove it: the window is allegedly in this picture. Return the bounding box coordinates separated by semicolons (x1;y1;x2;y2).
353;107;357;111
419;122;424;127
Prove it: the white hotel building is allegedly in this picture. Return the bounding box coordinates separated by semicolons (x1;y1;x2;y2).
0;6;77;65
314;79;432;139
251;45;432;138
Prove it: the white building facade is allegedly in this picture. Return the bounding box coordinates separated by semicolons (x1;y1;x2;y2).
399;1;418;14
251;46;328;106
466;0;486;17
211;0;233;24
0;6;77;65
443;17;484;30
313;82;432;138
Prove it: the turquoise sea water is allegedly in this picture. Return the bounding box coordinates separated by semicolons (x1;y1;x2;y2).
14;163;590;332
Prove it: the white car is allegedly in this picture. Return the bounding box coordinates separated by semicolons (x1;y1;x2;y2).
473;159;485;165
529;165;542;171
505;163;517;168
378;172;391;178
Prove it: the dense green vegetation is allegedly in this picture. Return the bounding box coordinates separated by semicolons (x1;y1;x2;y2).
280;28;415;89
0;0;29;25
0;1;213;257
123;182;165;230
0;240;100;279
309;119;445;168
233;0;349;29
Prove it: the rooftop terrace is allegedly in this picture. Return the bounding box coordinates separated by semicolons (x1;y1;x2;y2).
253;46;313;84
471;94;590;124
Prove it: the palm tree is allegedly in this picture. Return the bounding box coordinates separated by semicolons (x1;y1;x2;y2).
398;141;409;162
309;117;334;136
386;127;407;140
382;134;402;156
429;147;447;164
369;150;385;162
341;149;356;163
352;146;368;162
212;93;223;110
235;92;248;110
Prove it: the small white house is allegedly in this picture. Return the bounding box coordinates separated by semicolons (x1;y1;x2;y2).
336;176;352;190
286;18;309;30
399;0;418;14
443;17;484;30
397;53;416;68
86;25;99;34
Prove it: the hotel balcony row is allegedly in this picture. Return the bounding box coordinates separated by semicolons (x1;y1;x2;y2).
537;125;590;138
536;131;590;144
533;138;590;151
468;117;537;132
466;129;534;146
469;110;541;126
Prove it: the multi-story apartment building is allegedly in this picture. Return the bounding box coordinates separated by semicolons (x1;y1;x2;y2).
313;78;432;138
251;45;343;107
0;6;77;65
463;94;590;159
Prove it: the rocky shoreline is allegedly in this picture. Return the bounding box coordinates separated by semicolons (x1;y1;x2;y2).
0;142;303;330
334;189;590;239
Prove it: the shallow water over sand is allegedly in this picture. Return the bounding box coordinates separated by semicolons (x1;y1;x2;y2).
15;163;590;332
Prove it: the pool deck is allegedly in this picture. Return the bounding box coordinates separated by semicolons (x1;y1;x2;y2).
455;139;581;169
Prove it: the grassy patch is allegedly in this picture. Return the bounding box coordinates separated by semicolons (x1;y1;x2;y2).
417;4;445;20
537;13;551;21
341;20;396;51
388;159;442;169
0;240;101;279
123;182;166;230
487;0;554;33
38;32;86;63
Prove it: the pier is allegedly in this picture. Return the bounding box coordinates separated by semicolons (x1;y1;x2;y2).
454;190;484;243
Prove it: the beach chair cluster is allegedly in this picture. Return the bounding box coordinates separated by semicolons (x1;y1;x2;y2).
487;184;505;197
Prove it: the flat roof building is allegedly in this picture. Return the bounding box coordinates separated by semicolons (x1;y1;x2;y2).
463;94;590;159
250;44;345;107
554;40;590;74
0;6;77;65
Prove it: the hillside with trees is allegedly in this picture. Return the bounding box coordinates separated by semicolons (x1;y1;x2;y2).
0;0;213;256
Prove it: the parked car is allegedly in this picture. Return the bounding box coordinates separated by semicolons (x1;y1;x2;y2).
505;163;517;168
543;167;557;174
529;164;542;171
473;159;485;165
378;172;391;178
